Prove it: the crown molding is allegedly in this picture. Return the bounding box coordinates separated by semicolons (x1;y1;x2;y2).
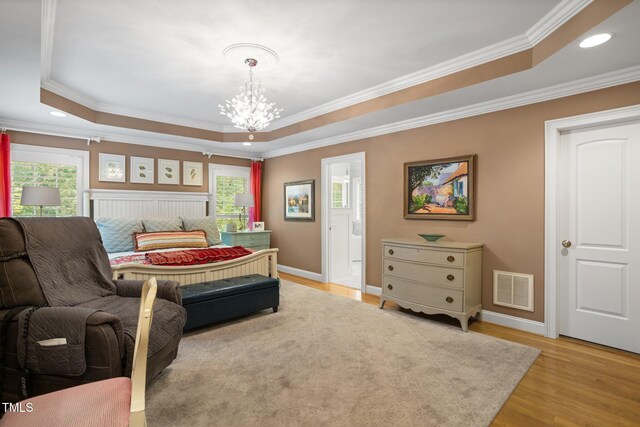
40;0;56;84
40;0;594;135
253;0;593;132
0;117;257;159
526;0;592;45
41;79;228;133
261;65;640;158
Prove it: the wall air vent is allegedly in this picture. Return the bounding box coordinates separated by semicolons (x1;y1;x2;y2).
493;270;534;312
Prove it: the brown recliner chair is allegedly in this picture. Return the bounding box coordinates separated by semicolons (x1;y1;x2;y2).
0;217;187;403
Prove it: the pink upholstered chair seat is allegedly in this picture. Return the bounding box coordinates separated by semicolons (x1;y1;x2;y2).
2;377;131;427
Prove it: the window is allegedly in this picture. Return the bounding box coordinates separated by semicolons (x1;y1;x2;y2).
10;145;89;217
332;181;349;208
210;165;250;230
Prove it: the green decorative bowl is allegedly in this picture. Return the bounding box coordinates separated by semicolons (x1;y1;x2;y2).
418;234;445;242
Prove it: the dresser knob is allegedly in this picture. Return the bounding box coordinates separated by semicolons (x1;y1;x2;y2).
447;255;455;262
388;249;394;255
446;274;454;281
446;296;454;303
388;265;394;271
387;284;393;290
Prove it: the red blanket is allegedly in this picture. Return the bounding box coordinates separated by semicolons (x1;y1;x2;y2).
145;246;253;266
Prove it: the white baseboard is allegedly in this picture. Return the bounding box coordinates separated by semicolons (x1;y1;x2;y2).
365;285;381;296
480;310;545;335
277;265;323;282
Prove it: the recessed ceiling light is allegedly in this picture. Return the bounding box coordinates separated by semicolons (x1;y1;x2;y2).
579;33;612;48
242;142;252;146
49;111;68;117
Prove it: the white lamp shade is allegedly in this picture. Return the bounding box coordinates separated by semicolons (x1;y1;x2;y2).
234;193;254;207
21;186;62;207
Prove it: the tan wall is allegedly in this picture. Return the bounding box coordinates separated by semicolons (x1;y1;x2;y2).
263;81;640;322
9;131;250;192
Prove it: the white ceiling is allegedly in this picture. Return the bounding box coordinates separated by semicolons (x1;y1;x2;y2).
0;0;639;158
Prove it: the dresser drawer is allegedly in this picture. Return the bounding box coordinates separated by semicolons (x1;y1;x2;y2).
233;234;269;247
383;259;463;288
382;277;463;312
383;244;463;267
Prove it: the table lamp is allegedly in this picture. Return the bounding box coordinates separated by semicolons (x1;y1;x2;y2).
234;193;254;231
21;186;61;216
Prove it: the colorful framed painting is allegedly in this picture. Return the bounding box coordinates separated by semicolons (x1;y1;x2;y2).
158;159;179;185
130;156;154;184
183;161;203;186
404;155;475;220
284;180;315;221
98;153;126;183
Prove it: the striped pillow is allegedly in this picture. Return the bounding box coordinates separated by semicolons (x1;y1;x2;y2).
134;230;208;252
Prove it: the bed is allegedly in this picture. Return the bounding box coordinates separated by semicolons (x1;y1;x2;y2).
88;189;278;286
109;246;278;285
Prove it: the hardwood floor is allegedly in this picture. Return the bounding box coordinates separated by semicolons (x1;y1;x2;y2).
279;272;640;426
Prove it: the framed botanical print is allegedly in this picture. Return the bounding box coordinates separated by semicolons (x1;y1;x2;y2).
284;179;314;221
130;156;154;184
158;159;180;185
99;153;126;183
183;161;203;186
404;155;475;220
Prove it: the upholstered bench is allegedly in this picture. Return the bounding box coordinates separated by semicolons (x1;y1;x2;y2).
180;274;280;331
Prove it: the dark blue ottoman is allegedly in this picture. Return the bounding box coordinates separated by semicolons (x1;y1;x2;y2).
180;274;280;331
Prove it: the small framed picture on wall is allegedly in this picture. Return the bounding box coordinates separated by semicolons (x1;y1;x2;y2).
284;179;315;221
158;159;180;185
99;153;126;183
183;161;203;186
130;156;154;184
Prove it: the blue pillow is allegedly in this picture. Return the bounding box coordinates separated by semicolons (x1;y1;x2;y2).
180;217;221;245
142;218;183;232
95;218;144;253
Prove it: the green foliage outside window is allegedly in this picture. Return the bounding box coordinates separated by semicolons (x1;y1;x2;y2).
215;175;248;230
11;161;78;217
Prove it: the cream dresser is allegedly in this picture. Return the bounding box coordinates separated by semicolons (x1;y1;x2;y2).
380;238;483;332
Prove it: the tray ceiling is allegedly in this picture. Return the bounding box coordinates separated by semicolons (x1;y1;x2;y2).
0;0;638;158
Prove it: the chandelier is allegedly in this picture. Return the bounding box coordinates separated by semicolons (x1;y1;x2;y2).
219;58;283;140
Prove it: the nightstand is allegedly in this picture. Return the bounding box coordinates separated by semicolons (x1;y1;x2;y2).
220;230;271;250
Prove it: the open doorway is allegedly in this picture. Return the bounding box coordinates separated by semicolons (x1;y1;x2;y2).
321;152;365;291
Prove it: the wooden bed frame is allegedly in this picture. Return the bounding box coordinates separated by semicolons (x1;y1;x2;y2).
111;248;278;286
90;190;279;286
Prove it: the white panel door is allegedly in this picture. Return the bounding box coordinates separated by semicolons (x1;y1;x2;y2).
558;121;640;353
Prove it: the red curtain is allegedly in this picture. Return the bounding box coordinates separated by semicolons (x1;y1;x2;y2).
0;133;10;217
248;160;262;229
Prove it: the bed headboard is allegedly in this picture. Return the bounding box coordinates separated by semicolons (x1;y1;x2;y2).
86;189;211;218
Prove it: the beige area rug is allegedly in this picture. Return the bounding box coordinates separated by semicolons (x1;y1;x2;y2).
146;281;539;427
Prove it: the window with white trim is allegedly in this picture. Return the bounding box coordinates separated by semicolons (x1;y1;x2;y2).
210;164;250;230
10;145;89;217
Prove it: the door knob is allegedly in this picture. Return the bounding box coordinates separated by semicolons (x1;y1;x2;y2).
446;274;455;281
388;249;394;255
562;240;572;248
387;284;393;290
388;265;394;271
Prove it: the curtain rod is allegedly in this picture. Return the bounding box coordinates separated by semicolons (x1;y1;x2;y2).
0;124;90;141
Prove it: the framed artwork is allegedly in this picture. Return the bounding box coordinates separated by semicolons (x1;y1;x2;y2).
183;161;203;186
130;156;154;184
158;159;180;185
404;155;475;220
99;153;126;183
284;179;314;221
253;221;265;231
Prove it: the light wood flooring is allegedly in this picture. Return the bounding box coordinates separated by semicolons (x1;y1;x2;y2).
279;272;640;426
